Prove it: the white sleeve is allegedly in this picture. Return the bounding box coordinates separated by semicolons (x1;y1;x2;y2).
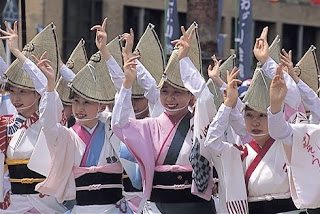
179;57;207;98
204;103;232;154
267;108;293;145
111;86;134;128
22;59;48;96
39;90;63;140
136;60;160;105
296;80;320;123
0;57;8;77
262;57;302;109
60;64;75;82
106;56;125;92
229;105;246;137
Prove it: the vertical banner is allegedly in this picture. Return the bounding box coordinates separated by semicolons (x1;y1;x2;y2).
238;0;253;79
165;0;180;56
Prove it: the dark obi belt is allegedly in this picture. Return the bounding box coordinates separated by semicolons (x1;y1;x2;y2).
150;171;207;203
75;172;123;206
8;162;45;194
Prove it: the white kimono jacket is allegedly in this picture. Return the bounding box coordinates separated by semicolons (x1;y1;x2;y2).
268;109;320;209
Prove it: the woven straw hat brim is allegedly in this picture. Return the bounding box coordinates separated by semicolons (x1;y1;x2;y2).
269;35;281;64
243;64;271;114
207;79;223;109
56;39;88;104
0;40;5;60
135;23;165;84
107;36;123;68
162;22;202;90
296;45;319;93
55;77;71;105
4;23;59;90
70;52;116;104
220;54;236;83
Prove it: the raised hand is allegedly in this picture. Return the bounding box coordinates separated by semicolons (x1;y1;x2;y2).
270;63;287;114
122;55;140;89
91;17;110;60
0;21;18;53
253;26;269;64
224;67;241;108
171;26;195;60
280;49;299;83
208;55;224;87
120;28;135;61
32;52;55;92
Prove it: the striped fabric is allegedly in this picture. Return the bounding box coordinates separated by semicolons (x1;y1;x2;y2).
226;200;249;214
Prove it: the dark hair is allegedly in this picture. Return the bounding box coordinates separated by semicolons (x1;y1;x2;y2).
68;89;76;100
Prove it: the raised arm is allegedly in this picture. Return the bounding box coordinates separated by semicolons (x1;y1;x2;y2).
205;68;242;153
268;64;293;143
281;49;320;123
35;56;63;141
111;55;138;128
0;21;48;95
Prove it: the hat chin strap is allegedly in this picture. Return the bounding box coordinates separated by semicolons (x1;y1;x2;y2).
73;104;100;122
163;100;190;113
135;106;149;117
15;99;37;111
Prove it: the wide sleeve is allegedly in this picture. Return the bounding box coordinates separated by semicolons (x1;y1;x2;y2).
0;57;8;77
39;90;64;145
296;80;320;123
179;57;207;98
22;59;48;96
106;56;125;92
60;64;75;82
262;57;302;109
267;108;293;145
204;103;233;155
136;60;163;117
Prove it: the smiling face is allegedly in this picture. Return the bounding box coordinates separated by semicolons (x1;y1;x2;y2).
71;94;102;128
8;85;40;117
160;82;192;118
244;106;270;144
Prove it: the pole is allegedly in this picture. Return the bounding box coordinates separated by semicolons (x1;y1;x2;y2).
20;0;26;47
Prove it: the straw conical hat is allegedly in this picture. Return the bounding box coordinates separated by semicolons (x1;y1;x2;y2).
56;39;88;105
207;79;224;109
106;36;123;68
269;35;281;63
0;40;5;60
69;51;116;104
161;22;201;90
243;63;272;114
4;23;60;90
295;45;319;93
135;23;165;84
130;23;166;98
220;54;236;83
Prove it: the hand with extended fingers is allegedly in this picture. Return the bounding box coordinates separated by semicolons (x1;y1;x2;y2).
0;21;26;62
253;26;269;64
171;26;195;60
270;63;287;114
91;17;110;60
120;28;135;62
224;67;242;108
208;55;225;87
280;49;300;83
122;55;140;89
32;52;55;92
